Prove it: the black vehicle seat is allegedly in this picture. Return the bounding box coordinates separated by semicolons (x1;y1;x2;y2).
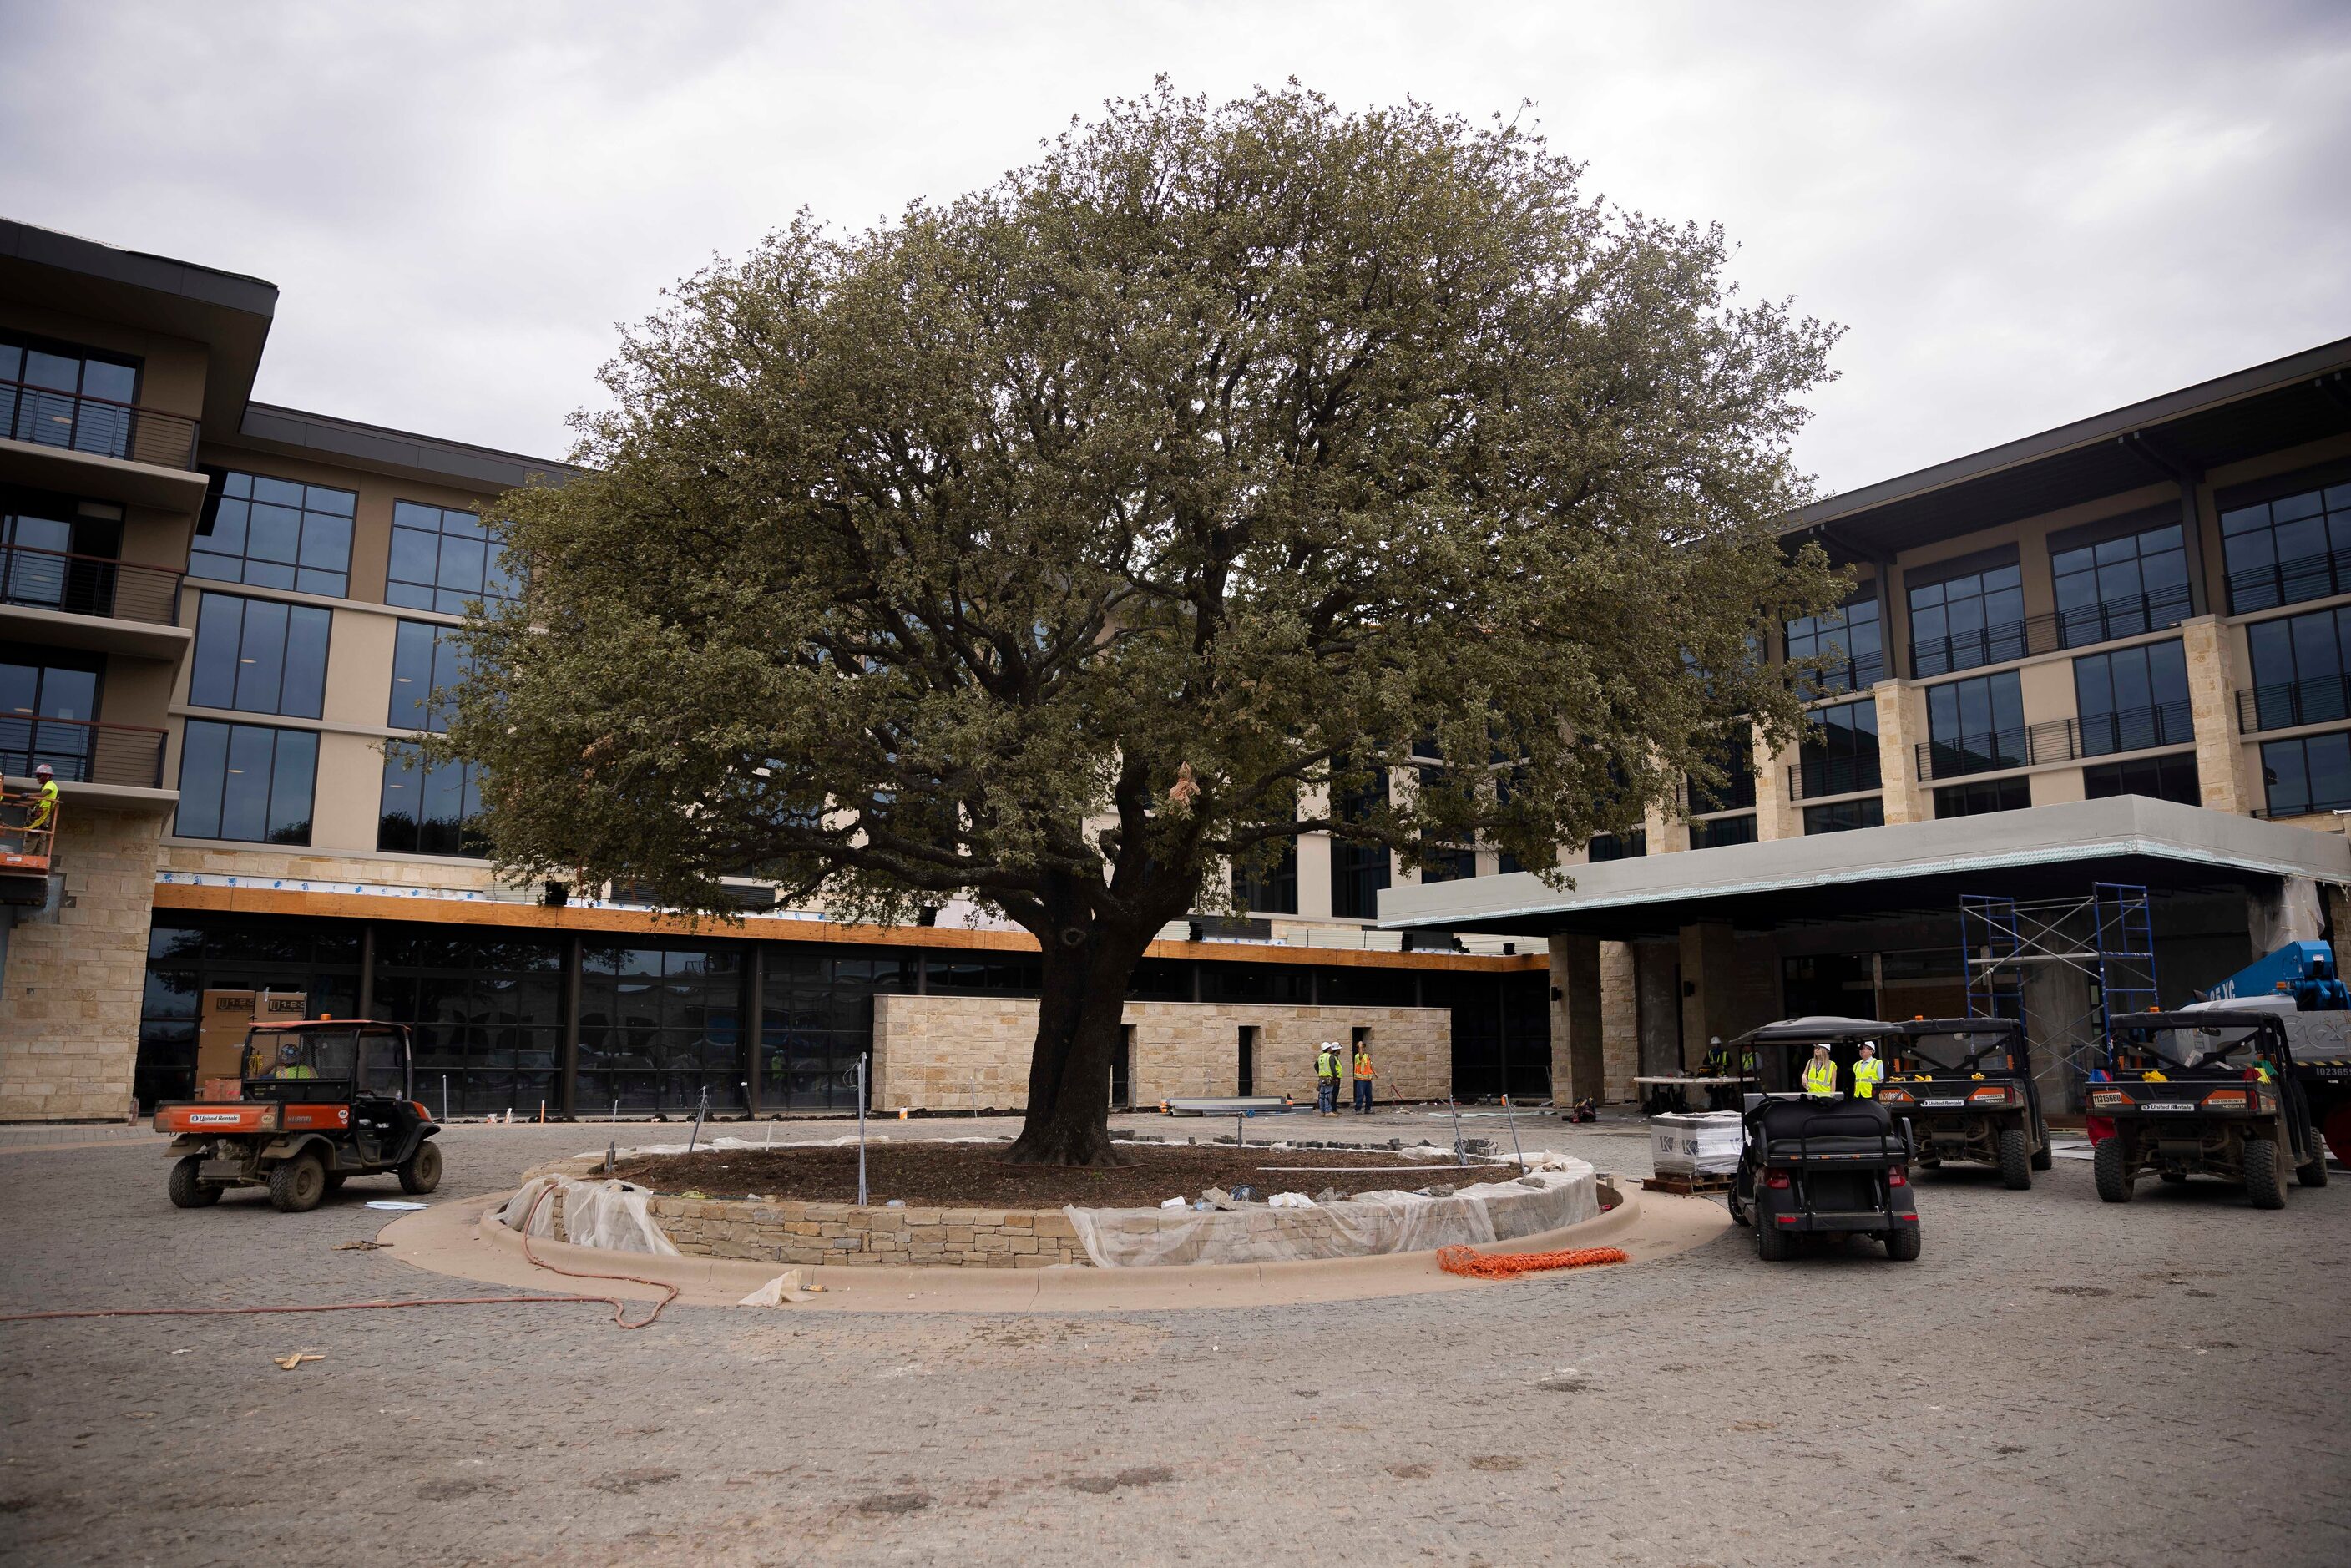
1754;1096;1898;1157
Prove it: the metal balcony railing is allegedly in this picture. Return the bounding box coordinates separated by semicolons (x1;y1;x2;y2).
1797;650;1886;696
1;377;201;470
0;543;184;625
0;715;169;787
1685;771;1757;815
2226;551;2351;616
1915;719;2078;781
2236;674;2351;735
1787;752;1883;802
1907;589;2193;677
2076;701;2197;756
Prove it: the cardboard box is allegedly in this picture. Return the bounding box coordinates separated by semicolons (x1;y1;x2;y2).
1649;1110;1743;1175
195;989;309;1084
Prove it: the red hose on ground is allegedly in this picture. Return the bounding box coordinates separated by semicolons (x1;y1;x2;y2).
1436;1244;1631;1279
0;1186;680;1330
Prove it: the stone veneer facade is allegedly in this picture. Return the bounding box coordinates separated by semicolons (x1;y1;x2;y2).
0;805;164;1121
871;994;1451;1112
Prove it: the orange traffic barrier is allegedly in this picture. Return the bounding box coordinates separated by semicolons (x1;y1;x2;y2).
1435;1244;1630;1279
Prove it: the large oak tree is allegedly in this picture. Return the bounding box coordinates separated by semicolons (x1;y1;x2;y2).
437;83;1845;1164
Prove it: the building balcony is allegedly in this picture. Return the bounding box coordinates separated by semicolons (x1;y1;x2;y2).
0;542;189;660
0;377;207;510
1;714;168;789
2226;550;2351;617
1907;589;2193;678
1912;701;2192;783
2236;674;2351;735
1801;650;1885;697
1787;753;1883;802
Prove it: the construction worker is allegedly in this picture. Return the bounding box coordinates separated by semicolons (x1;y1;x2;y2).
27;762;58;832
1852;1041;1886;1100
1352;1040;1375;1115
1314;1041;1342;1115
275;1040;316;1080
1801;1043;1839;1099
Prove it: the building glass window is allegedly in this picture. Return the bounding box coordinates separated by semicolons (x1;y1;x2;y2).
1785;593;1883;694
1804;797;1884;834
1924;670;2026;776
922;953;1042;994
2244;604;2351;732
578;945;746;1115
2071;639;2192;757
192;472;354;597
1235;836;1298;913
389;620;470;732
2052;524;2190;647
1330;768;1391;919
2221;480;2351;615
1934;776;2031;819
0;650;99;781
175;720;316;843
1909;563;2025;676
1689;724;1756;815
189;592;331;719
2083;753;2201;807
134;915;362;1110
1587;829;1646;862
1689;813;1757;849
1799;698;1880;797
761;949;915;1110
2260;731;2351;818
3;494;124;613
377;754;485;857
387;500;519;615
373;928;564;1116
0;335;140;458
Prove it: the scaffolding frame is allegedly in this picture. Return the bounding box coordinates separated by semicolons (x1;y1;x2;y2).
1960;883;2159;1093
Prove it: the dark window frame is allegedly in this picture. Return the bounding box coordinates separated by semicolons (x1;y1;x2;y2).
189;590;332;720
192;470;356;599
387;498;520;615
174;718;318;844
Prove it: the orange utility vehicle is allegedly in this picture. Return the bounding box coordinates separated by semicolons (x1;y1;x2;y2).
154;1019;442;1211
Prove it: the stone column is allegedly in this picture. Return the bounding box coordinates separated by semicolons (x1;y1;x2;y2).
2180;615;2244;813
1873;679;1921;824
1634;939;1681;1079
1547;934;1604;1106
1600;940;1640;1102
1754;726;1797;840
2323;885;2351;983
1677;920;1740;1072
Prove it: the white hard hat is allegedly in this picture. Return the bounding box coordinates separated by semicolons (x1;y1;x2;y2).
1858;1041;1876;1052
33;762;53;776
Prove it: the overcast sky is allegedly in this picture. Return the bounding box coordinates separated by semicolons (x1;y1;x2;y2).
3;1;2345;496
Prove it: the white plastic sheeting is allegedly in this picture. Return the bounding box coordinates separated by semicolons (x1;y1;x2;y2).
1063;1160;1599;1268
495;1174;680;1256
1650;1111;1743;1175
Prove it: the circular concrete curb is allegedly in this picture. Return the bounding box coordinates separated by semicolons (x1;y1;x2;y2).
375;1180;1733;1313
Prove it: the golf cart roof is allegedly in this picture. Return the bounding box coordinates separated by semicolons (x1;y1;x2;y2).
1738;1016;1904;1043
1903;1017;2025;1036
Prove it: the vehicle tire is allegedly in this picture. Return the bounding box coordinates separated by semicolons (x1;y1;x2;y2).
397;1139;443;1196
1884;1225;1922;1262
267;1153;327;1213
2030;1138;2053;1171
1755;1219;1793;1262
1997;1128;2033;1191
2297;1151;2328;1188
167;1155;222;1209
2245;1137;2286;1211
2093;1138;2133;1203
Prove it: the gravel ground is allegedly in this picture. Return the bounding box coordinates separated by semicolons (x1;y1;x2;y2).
2;1106;2345;1568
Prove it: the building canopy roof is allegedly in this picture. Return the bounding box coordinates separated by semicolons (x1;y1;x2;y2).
1378;797;2351;939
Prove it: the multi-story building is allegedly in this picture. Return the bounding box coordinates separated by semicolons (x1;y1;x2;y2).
1389;336;2351;1109
0;217;1547;1124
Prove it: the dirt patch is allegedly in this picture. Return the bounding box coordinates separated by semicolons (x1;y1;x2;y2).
605;1141;1523;1209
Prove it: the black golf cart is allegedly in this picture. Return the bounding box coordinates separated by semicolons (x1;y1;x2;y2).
2086;1009;2326;1208
154;1019;442;1212
1870;1017;2052;1189
1724;1018;1921;1262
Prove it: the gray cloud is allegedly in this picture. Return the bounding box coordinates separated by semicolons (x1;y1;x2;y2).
3;0;2344;493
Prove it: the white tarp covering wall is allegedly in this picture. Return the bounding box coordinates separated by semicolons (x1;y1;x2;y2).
495;1174;679;1256
1063;1159;1599;1267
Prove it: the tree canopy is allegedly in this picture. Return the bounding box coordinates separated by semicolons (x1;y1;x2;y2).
436;81;1846;1163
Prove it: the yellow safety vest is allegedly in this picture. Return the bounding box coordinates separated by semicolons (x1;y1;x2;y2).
28;779;58;829
1802;1057;1838;1097
1852;1058;1885;1099
1316;1050;1339;1081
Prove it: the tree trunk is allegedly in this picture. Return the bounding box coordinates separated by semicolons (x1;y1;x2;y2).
1004;925;1152;1166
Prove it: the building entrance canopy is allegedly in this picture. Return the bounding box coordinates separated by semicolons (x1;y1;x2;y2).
1378;797;2351;940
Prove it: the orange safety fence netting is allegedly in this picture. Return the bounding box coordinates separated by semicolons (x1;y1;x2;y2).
1436;1244;1630;1279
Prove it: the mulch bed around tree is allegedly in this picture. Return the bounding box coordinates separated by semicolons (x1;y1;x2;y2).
604;1140;1526;1210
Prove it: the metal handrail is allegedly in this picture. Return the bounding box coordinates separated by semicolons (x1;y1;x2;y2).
1797;651;1885;696
2226;551;2351;616
1914;719;2079;782
1787;753;1883;802
0;542;185;625
2075;701;2196;757
0;715;169;788
0;376;201;470
2236;673;2351;735
1907;589;2193;677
